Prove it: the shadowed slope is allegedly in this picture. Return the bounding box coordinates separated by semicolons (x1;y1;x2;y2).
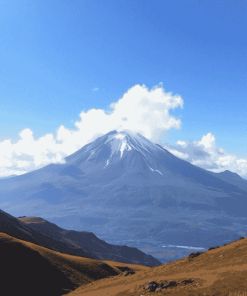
0;233;75;296
0;232;149;296
18;216;161;266
0;209;161;266
0;209;40;244
67;237;247;296
0;209;94;259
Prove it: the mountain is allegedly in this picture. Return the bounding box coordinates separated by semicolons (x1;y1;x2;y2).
0;130;246;261
0;174;17;179
0;209;160;267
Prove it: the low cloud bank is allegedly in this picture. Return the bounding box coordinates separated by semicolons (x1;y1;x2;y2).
163;133;247;177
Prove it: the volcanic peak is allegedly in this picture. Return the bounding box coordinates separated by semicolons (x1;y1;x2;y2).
105;131;133;158
103;130;167;159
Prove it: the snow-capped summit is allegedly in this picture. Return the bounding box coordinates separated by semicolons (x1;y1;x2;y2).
104;130;167;158
104;130;133;158
63;130;175;183
67;130;171;168
100;130;169;161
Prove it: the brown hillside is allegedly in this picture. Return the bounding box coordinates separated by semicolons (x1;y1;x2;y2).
67;237;247;296
18;216;47;224
0;232;148;296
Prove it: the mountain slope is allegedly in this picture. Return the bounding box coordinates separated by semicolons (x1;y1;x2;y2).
0;174;17;179
0;209;160;266
67;237;247;296
0;232;149;296
0;130;246;260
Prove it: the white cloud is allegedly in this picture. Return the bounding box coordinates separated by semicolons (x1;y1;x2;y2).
163;133;247;177
177;140;187;148
168;149;189;159
93;87;99;91
198;133;216;150
0;84;183;177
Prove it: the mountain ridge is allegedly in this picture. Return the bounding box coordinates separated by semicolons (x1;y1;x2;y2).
0;209;160;266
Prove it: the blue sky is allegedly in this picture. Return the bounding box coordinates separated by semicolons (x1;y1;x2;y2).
0;0;246;177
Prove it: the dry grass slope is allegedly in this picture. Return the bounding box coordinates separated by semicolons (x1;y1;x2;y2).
67;237;247;296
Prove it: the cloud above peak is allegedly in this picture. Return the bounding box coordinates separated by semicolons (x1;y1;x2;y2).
0;84;183;177
1;83;246;178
